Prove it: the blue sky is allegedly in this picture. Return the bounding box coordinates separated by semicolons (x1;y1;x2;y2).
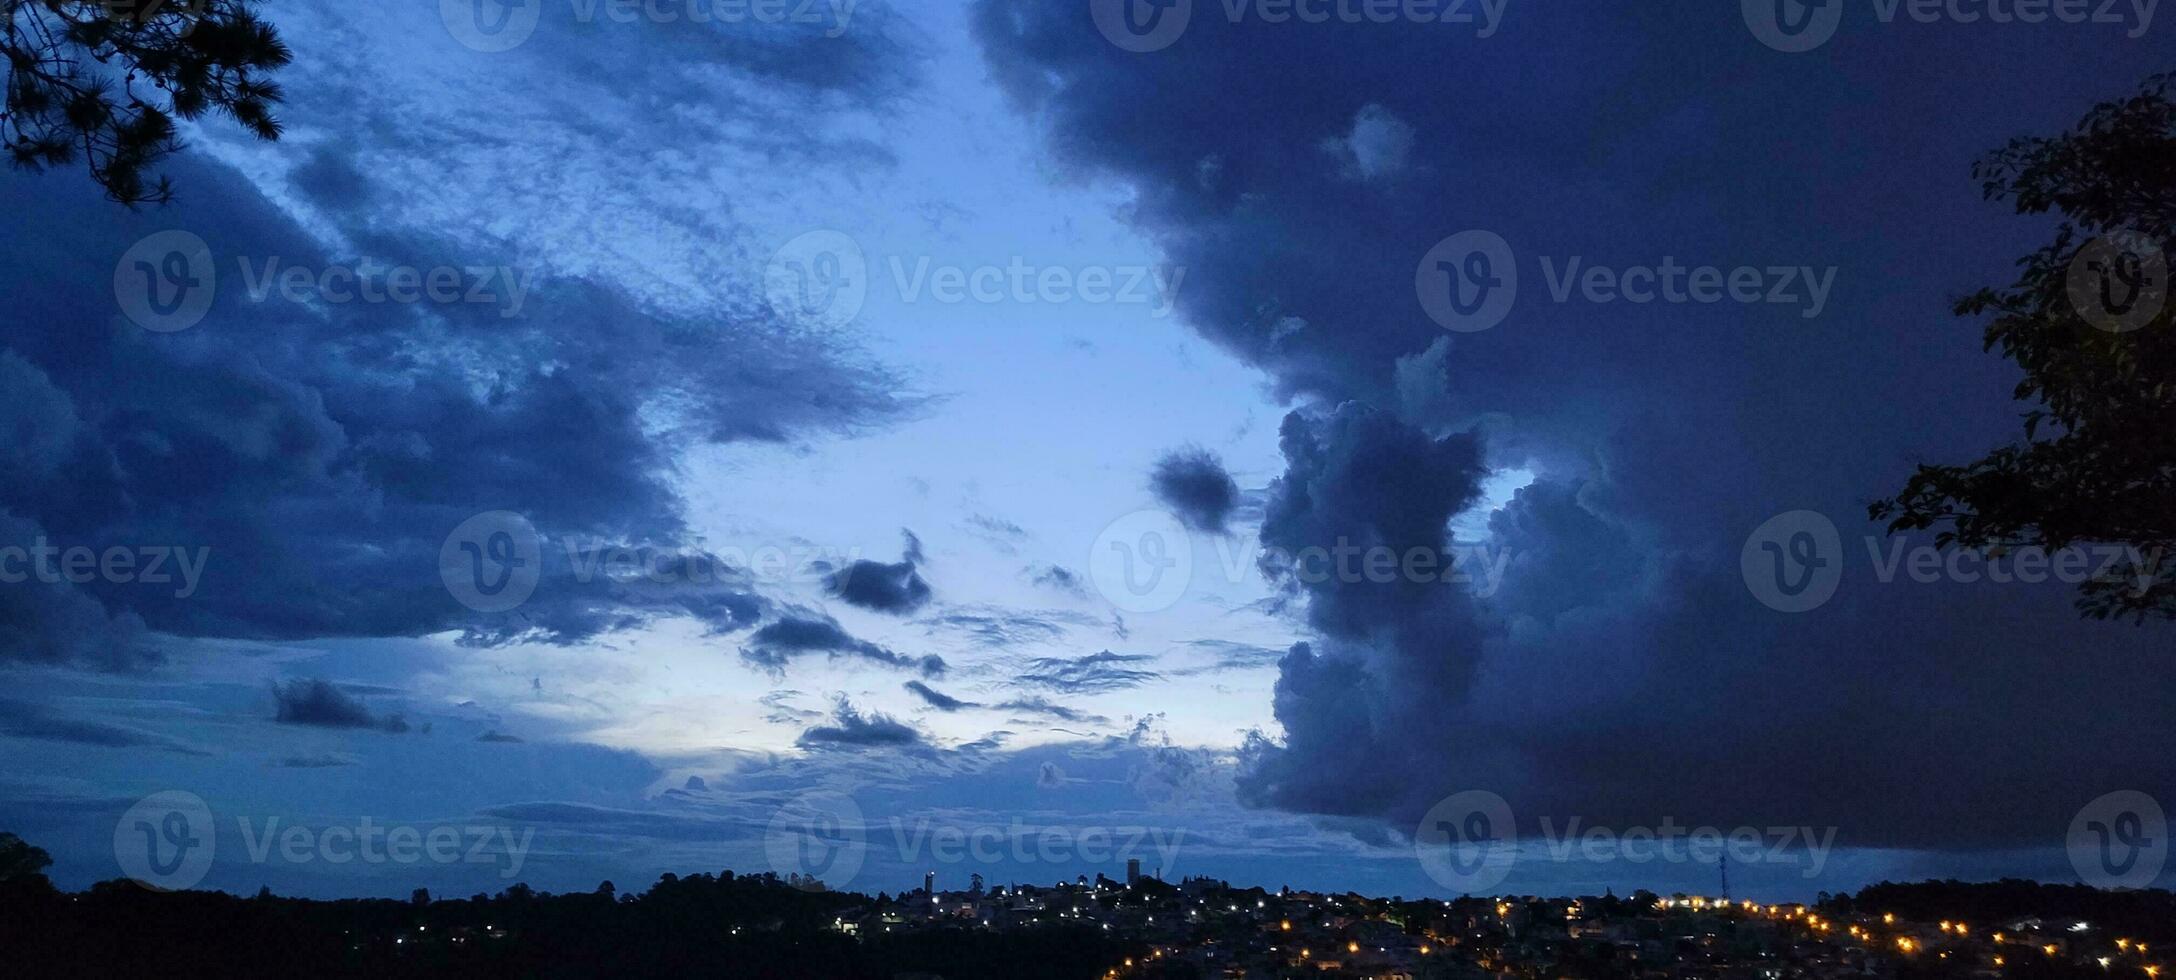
1;0;2170;902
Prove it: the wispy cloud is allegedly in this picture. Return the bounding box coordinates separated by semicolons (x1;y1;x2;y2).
1015;651;1160;695
741;611;946;678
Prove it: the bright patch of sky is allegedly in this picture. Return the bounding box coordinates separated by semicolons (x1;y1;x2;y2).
182;1;1299;761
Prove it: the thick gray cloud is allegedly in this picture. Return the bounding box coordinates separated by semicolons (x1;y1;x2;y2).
973;1;2176;850
823;531;934;615
0;511;151;669
0;0;939;670
1254;404;1488;696
0;153;915;666
271;680;410;734
1150;446;1241;533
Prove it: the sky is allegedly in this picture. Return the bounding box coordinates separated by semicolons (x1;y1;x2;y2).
0;0;2170;903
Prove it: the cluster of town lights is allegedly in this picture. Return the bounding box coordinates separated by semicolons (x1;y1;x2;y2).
1100;894;2164;978
1634;895;2165;976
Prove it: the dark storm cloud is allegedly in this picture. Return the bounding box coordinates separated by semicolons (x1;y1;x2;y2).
1228;404;1494;819
271;680;410;734
1150;446;1242;533
904;680;978;711
823;531;934;615
0;148;914;667
972;1;2176;849
797;699;927;749
1015;651;1160;694
1253;403;1489;696
0;511;152;669
969;2;1834;407
741;611;947;678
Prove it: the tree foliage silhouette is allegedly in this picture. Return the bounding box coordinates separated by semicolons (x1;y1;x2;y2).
1872;72;2176;622
0;831;52;882
2;0;289;206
